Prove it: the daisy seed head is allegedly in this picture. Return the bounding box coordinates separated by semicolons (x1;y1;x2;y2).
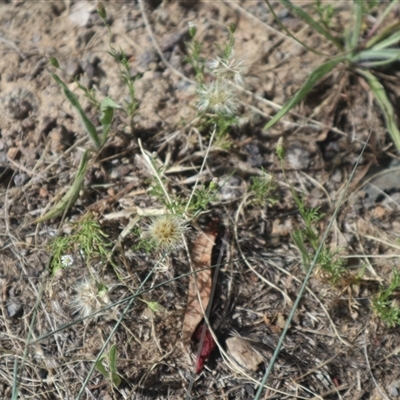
207;53;245;86
71;277;110;320
147;214;188;251
196;81;238;116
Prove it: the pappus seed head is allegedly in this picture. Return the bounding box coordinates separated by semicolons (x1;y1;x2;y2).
147;214;188;251
196;81;238;115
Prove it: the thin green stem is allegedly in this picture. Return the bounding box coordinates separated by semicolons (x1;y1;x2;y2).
253;133;371;399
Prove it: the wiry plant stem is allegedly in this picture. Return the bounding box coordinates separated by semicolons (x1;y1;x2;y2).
253;133;371;399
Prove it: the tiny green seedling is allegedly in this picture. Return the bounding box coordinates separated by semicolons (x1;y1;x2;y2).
249;170;277;206
373;270;400;327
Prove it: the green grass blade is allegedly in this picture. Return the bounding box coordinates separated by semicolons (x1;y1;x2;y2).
370;28;400;50
358;69;400;152
35;150;89;222
264;0;333;56
51;73;100;149
349;0;363;51
353;48;400;62
279;0;342;48
264;57;345;131
365;11;400;49
100;97;120;146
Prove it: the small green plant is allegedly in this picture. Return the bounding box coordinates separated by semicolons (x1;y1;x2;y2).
249;171;277;206
97;4;140;117
39;3;143;223
186;23;244;148
276;140;345;283
50;213;112;275
95;344;122;388
373;270;400;327
183;22;206;83
314;0;335;29
264;0;400;152
141;142;220;219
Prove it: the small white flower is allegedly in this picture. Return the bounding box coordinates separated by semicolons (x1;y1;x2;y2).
147;214;188;251
61;254;74;267
207;55;245;86
196;81;238;115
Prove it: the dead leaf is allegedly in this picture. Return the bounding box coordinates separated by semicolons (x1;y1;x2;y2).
194;323;216;373
182;229;217;346
226;336;264;372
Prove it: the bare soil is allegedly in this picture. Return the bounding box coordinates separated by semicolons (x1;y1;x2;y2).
1;1;400;399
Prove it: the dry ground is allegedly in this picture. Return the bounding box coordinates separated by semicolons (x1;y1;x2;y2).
1;1;400;399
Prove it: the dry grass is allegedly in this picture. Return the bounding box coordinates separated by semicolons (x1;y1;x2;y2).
1;1;400;399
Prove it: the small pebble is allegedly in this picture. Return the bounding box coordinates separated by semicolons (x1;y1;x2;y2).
14;173;28;187
7;300;23;318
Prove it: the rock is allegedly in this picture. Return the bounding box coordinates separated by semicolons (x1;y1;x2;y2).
0;88;38;120
7;300;23;318
287;144;311;169
49;125;73;153
14;173;28;187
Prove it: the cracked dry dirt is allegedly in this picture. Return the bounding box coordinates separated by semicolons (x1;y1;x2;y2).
1;1;400;399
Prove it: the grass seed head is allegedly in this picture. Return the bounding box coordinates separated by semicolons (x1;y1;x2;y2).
147;214;188;251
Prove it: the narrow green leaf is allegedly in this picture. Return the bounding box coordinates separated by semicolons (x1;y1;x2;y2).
264;57;345;131
109;344;121;387
292;230;310;271
100;97;120;146
147;301;160;312
48;57;60;69
51;73;100;149
358;69;400;152
35;151;89;222
370;29;400;50
279;0;341;48
365;19;400;49
353;48;400;62
111;372;122;387
95;359;108;378
109;344;118;373
349;0;363;51
264;0;332;56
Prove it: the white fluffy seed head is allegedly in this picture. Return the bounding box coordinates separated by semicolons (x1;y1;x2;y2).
207;55;245;86
71;277;109;320
196;81;238;115
147;214;188;251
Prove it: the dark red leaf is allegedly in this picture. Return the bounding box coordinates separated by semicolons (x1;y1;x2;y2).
194;323;216;373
